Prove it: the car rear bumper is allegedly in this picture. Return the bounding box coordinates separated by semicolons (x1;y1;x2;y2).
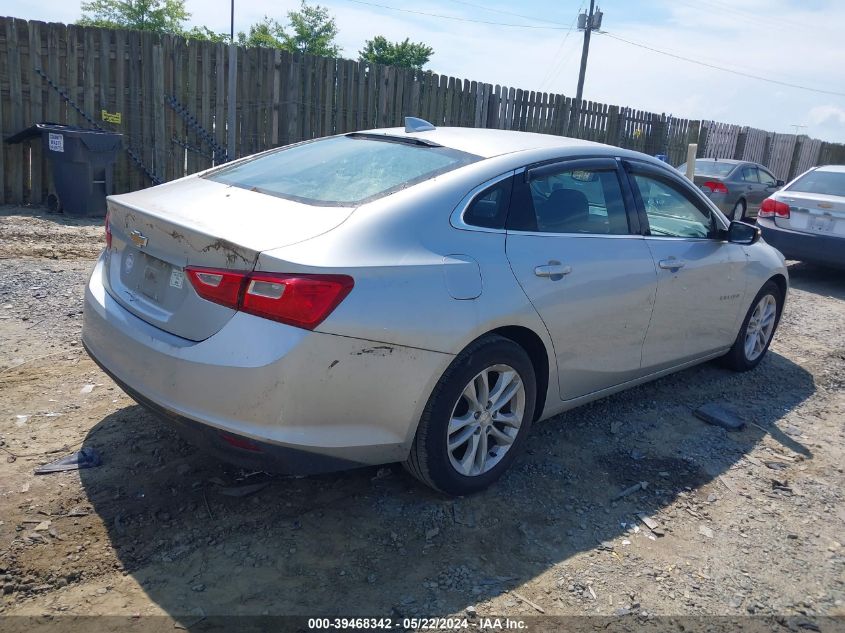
82;254;452;473
758;218;845;269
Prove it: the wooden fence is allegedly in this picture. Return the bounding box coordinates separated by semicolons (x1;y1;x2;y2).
2;16;845;206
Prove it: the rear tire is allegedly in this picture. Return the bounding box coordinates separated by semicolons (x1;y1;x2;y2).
404;335;536;495
721;281;783;372
732;199;747;221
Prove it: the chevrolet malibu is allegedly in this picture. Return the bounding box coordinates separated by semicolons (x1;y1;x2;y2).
82;120;788;495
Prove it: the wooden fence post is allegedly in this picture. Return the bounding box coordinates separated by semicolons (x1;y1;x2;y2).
689;121;703;157
152;43;165;178
733;127;748;160
485;86;498;128
6;19;25;204
28;20;44;205
762;133;773;167
787;136;804;181
605;105;620;147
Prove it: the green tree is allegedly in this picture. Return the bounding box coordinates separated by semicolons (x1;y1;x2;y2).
237;16;285;49
184;25;230;43
359;36;433;69
78;0;189;32
280;1;340;56
235;3;341;56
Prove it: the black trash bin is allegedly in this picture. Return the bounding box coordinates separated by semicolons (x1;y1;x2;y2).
5;123;122;217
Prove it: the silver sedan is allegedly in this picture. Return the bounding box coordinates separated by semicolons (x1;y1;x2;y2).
82;120;789;495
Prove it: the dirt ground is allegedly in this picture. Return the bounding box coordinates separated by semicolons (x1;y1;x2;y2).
1;206;843;630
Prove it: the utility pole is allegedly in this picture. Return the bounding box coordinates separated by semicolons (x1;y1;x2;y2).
575;0;597;105
226;0;237;162
572;1;602;134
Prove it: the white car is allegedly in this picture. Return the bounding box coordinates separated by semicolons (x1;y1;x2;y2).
758;164;845;269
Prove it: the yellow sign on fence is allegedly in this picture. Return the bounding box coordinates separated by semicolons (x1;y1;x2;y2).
101;109;121;124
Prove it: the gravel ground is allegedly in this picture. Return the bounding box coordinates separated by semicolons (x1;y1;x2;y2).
0;206;843;629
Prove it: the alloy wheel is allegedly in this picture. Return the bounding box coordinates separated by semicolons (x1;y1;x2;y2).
744;294;777;361
447;364;526;477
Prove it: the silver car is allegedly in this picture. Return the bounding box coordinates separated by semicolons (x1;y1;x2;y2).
677;158;784;221
82;121;789;495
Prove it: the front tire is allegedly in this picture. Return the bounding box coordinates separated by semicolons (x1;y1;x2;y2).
404;335;536;495
722;281;783;371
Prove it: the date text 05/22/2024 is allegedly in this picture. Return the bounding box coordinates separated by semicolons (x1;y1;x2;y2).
307;617;529;630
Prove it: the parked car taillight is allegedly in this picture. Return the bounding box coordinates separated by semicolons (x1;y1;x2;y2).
185;266;354;330
701;180;729;194
104;211;112;249
759;197;790;219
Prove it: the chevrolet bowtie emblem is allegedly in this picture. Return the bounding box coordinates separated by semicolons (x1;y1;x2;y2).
129;229;149;248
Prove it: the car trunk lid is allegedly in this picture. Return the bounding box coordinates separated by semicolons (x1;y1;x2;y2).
103;177;355;341
775;191;845;238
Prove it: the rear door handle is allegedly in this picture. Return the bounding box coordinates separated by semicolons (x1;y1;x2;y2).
658;258;686;270
534;262;572;280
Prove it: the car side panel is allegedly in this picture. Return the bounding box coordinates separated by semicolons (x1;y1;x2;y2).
257;162;560;422
506;233;657;400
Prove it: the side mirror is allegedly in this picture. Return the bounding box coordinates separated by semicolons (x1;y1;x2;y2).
728;220;761;245
776;179;785;187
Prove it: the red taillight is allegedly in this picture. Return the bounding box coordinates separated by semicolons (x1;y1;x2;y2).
185;266;248;308
185;267;353;330
701;180;729;194
104;212;112;249
759;197;790;219
241;273;354;330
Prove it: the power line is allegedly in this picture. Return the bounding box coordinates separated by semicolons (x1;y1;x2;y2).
538;1;585;91
597;31;845;98
341;0;576;29
443;0;570;27
680;0;833;36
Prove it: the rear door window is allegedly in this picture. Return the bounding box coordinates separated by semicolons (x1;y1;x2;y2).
509;163;631;235
205;135;480;206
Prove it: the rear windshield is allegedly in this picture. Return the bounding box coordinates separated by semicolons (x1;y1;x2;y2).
786;170;845;197
205;135;480;206
683;160;735;177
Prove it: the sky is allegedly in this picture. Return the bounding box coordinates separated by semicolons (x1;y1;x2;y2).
5;0;845;143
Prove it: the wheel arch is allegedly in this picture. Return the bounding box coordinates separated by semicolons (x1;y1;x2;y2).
767;273;788;302
488;325;550;421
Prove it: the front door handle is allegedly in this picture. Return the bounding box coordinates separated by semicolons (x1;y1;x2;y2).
658;258;686;270
534;262;572;280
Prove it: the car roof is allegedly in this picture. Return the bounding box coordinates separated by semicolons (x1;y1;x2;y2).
814;164;845;173
359;126;605;159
